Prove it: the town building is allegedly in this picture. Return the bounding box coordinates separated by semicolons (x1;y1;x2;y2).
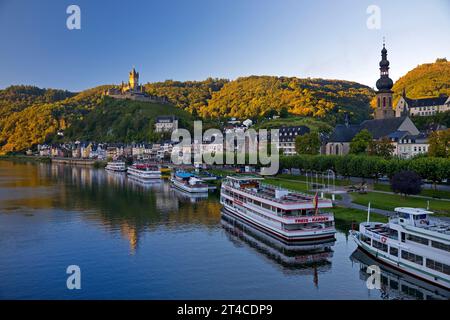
395;92;450;117
389;132;429;158
155;116;178;133
277;125;310;155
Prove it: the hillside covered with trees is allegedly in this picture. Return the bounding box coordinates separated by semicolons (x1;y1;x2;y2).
147;76;375;123
393;58;450;101
370;58;450;109
1;59;447;154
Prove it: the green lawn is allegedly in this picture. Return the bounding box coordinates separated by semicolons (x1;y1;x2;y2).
373;183;450;200
331;206;388;223
351;192;450;216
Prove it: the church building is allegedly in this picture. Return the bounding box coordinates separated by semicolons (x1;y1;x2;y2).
325;43;425;158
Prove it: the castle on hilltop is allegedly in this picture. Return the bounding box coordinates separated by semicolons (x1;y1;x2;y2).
105;68;168;103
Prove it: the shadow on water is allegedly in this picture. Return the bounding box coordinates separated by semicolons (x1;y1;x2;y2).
220;210;335;286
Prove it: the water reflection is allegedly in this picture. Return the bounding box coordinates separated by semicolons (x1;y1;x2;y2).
0;161;221;254
221;210;335;287
350;249;450;300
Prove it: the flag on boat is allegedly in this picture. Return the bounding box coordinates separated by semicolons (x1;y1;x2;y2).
313;192;319;215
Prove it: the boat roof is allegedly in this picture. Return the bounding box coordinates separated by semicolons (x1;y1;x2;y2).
176;171;193;178
394;207;434;215
226;175;264;181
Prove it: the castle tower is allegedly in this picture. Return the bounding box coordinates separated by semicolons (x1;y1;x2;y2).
129;67;139;91
374;42;395;119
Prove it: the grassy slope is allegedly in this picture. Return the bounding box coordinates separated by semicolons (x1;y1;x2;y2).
351;192;450;216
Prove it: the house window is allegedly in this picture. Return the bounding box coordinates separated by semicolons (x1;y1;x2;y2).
383;97;386;107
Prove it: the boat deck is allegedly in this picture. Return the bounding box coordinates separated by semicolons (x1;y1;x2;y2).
364;223;398;240
224;181;322;205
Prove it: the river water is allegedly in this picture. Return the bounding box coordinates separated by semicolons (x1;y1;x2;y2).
0;161;447;300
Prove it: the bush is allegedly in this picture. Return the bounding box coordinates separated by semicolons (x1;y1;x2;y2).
390;170;422;196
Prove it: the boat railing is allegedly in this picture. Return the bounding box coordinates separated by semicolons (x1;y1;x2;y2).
222;181;317;204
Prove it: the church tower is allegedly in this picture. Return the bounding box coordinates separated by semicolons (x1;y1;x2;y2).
374;42;395;119
129;67;139;91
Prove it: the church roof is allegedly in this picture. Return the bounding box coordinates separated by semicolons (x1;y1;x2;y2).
360;117;408;139
328;117;414;143
404;96;449;108
328;124;361;142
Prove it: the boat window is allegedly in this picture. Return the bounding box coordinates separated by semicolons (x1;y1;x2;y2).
361;235;371;245
426;259;450;275
401;285;424;300
431;241;450;253
372;240;388;252
389;247;398;257
390;280;399;290
414;214;427;220
399;212;410;219
401;250;423;265
406;234;429;246
401;232;405;243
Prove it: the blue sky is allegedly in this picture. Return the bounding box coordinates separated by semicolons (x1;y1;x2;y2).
0;0;449;92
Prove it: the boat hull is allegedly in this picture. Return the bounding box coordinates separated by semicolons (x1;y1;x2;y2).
105;167;127;172
127;168;161;179
171;179;209;193
221;204;335;242
350;231;450;290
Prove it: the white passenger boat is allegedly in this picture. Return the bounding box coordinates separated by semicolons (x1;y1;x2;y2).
170;171;209;193
127;163;161;179
350;249;450;300
349;207;450;289
220;176;336;241
105;161;127;172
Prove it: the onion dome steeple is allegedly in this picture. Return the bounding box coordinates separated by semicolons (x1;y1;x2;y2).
376;42;393;92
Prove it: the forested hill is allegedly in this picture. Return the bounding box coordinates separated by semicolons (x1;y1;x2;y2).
0;85;74;118
0;85;111;153
393;58;450;101
2;59;447;154
145;76;375;123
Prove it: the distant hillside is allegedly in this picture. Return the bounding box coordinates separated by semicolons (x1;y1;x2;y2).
370;58;450;109
0;84;191;153
64;97;192;143
0;85;111;153
0;85;74;118
144;78;229;114
393;58;450;101
147;76;375;123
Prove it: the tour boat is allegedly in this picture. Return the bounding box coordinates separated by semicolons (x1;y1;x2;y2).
170;171;209;193
127;163;161;179
105;161;127;172
350;248;450;300
220;176;336;241
349;207;450;289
